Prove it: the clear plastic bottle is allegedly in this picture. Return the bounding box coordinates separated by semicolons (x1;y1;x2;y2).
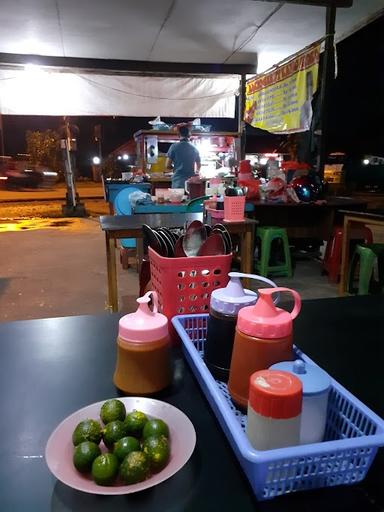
270;360;331;444
247;369;303;450
204;272;277;381
228;287;301;409
113;291;171;395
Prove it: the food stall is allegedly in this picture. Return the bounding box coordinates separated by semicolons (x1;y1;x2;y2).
134;129;241;193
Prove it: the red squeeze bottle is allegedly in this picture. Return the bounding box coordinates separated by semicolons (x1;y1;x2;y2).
228;287;301;409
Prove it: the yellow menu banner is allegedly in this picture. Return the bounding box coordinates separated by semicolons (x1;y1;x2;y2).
245;45;321;134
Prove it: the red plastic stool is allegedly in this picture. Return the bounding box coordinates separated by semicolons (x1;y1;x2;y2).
323;224;373;282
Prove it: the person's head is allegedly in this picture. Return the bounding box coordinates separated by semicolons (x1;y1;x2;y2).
178;125;190;139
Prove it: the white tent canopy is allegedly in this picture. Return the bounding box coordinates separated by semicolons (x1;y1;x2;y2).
0;0;382;72
0;70;239;117
0;0;382;117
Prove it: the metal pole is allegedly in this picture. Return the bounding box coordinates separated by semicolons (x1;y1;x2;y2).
0;113;4;156
317;5;336;179
238;73;247;160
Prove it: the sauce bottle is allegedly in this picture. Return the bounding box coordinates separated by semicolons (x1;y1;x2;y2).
204;272;277;381
113;291;171;395
270;359;331;444
247;369;302;450
228;287;301;409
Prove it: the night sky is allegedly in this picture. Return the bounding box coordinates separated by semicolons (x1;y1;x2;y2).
2;13;383;175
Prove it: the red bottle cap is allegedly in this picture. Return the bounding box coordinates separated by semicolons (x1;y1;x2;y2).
249;369;302;419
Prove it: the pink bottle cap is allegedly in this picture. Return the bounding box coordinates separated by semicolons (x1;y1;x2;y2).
118;291;168;343
237;287;301;339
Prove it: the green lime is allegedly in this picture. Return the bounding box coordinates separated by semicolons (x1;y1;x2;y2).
142;418;169;439
91;453;119;486
72;419;102;446
113;436;141;462
119;451;150;484
142;435;170;472
100;399;126;425
102;420;126;449
123;410;148;438
73;441;101;473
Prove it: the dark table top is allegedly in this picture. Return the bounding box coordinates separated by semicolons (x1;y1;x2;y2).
100;212;203;232
1;295;384;512
100;213;257;233
250;197;368;209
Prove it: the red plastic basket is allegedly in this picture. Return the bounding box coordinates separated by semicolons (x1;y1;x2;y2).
206;207;224;220
224;196;245;222
148;247;232;341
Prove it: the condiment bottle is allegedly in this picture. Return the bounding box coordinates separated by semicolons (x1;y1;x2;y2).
270;359;331;444
247;369;302;450
204;272;278;381
216;195;224;210
113;291;171;395
228;287;301;409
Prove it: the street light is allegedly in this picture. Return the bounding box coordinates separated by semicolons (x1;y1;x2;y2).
122;154;129;161
92;156;101;165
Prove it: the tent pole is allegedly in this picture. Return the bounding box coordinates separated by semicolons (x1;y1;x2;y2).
0;113;4;156
238;73;247;160
317;4;336;179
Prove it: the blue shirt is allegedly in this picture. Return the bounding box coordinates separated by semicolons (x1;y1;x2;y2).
167;139;200;188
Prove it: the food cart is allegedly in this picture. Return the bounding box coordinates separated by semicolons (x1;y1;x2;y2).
134;129;241;192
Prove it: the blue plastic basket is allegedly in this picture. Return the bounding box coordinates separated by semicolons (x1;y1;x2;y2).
172;314;384;501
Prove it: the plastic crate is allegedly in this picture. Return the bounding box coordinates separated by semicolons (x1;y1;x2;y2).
172;314;384;501
205;207;224;220
149;248;232;340
224;196;246;222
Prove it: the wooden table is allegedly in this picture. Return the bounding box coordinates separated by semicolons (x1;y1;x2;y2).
250;197;367;240
100;214;257;311
339;210;384;295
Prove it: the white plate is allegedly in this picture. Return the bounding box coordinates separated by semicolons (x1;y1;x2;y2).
45;397;196;495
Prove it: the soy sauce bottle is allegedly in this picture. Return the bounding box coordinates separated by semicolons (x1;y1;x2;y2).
204;272;277;382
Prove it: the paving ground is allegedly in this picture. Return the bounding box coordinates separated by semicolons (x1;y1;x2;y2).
1;196;383;323
0;217;139;322
0;214;339;323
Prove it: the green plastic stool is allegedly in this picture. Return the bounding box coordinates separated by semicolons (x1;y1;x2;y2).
255;226;292;278
348;243;384;295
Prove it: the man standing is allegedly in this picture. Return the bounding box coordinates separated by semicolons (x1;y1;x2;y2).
166;125;201;188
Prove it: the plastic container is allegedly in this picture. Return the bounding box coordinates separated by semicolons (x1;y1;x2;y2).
113;291;171;394
270;359;331;445
172;314;384;501
247;369;302;450
228;287;301;409
206;207;224;220
148;247;232;341
216;195;224;211
204;272;277;381
224;196;246;222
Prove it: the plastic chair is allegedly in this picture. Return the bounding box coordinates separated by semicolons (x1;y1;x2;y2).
113;187;142;269
255;226;292;278
348;243;384;295
323;224;373;282
186;195;210;212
